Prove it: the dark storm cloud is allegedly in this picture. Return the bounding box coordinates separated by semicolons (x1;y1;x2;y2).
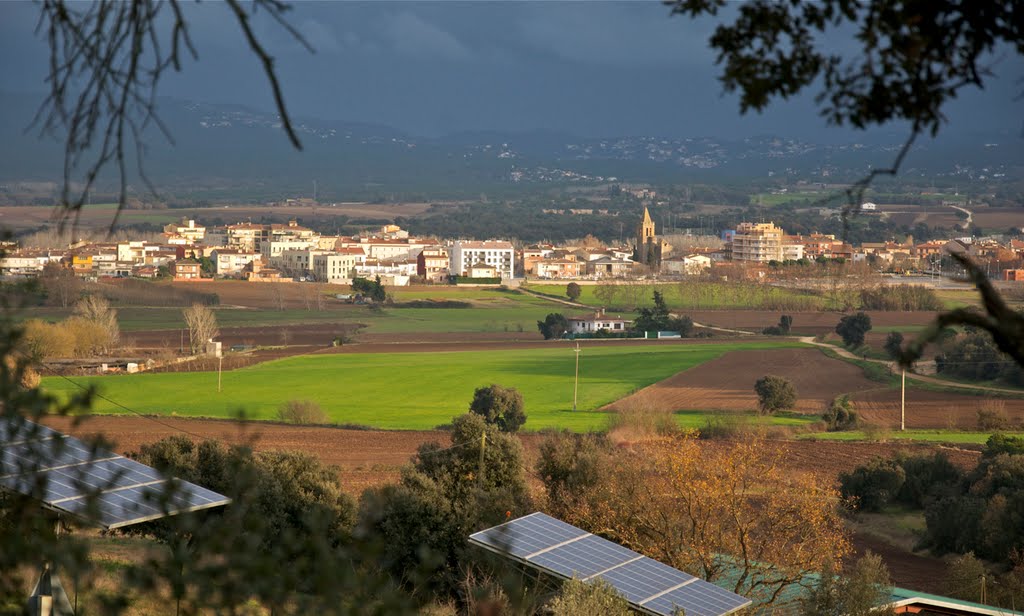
0;1;1019;140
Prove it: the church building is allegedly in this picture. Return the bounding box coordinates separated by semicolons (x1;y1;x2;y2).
633;207;672;268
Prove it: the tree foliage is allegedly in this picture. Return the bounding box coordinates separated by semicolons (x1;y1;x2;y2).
565;282;582;301
923;439;1024;562
352;276;387;303
132;436;357;552
356;413;531;600
634;290;693;335
835;312;872;348
884;331;904;360
542;432;849;610
668;0;1022;138
802;553;895;616
839;457;906;512
537;312;569;340
937;330;1024;385
468;384;526;433
763;314;794;336
753;375;797;414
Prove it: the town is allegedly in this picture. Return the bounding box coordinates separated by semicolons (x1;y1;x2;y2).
5;207;1024;286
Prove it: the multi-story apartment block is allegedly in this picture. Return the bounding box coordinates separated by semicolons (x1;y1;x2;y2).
212;249;261;277
225;223;264;251
312;252;361;284
730;222;784;262
417;247;450;283
781;236;806;261
448;241;514;278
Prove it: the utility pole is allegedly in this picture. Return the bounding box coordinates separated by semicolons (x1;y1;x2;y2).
218;356;223;393
900;368;906;431
573;343;581;411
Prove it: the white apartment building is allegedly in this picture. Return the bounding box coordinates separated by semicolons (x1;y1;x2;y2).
781;240;805;261
449;241;514;278
731;222;784;262
312;252;360;284
212;249;261;276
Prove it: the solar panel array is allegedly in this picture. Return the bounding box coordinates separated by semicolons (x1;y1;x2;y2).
470;512;751;616
0;417;230;529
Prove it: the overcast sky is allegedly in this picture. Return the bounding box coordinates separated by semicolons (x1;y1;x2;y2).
1;1;1021;141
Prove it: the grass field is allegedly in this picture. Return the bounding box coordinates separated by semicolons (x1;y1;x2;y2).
525;282;825;311
43;341;804;431
27;288;587;334
800;430;1023;444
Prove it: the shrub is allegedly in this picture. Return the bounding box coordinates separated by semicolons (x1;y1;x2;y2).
606;406;680;441
860;285;942;311
893;451;962;508
698;413;753;440
276;399;328;425
839;457;906;512
548;578;631;616
977;403;1009;431
566;282;582;301
754;375;797;414
823;395;858;431
763;315;793;336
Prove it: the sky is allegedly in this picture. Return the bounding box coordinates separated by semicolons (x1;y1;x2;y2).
1;1;1021;142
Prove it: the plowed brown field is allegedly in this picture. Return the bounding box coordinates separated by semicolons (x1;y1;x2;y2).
604;347;1024;428
605;348;875;413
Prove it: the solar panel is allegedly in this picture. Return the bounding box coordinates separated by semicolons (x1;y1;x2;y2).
469;512;751;616
0;416;230;529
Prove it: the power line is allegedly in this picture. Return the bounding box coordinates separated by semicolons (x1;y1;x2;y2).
43;368;212;442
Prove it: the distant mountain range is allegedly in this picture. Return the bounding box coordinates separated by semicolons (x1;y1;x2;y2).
1;92;1020;201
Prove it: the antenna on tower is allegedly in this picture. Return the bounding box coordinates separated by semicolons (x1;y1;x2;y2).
313;180;317;202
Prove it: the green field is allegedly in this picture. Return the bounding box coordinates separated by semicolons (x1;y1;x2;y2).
525;282;825;311
27;289;588;334
801;430;1024;444
43;341;804;431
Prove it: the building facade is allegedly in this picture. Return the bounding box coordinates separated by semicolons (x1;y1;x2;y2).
448;241;514;278
731;222;784;262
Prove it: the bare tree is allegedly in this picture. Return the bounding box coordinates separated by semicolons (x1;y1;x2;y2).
182;303;219;355
72;294;120;352
272;284;286;311
35;0;312;229
39;262;81;308
313;283;327;311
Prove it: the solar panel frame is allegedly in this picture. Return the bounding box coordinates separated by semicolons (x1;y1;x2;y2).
469;513;751;616
0;417;231;529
